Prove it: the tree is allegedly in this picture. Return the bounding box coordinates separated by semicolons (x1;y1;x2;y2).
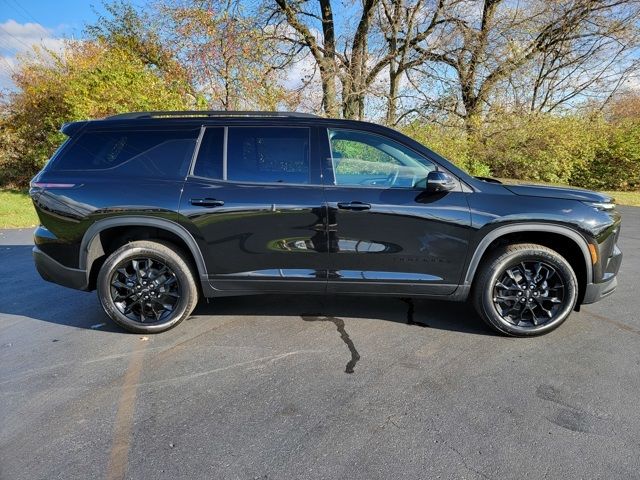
271;0;391;118
157;0;296;110
404;0;640;131
525;6;640;114
86;0;192;93
376;0;456;125
0;41;190;186
271;0;350;117
606;91;640;122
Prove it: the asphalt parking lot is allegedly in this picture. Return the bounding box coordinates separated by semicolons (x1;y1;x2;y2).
1;207;639;480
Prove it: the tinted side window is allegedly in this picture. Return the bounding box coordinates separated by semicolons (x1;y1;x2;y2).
328;129;435;188
193;128;224;179
53;129;199;179
227;127;310;184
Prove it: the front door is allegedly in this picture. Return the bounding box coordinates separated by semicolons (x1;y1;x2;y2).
321;127;472;296
179;125;328;293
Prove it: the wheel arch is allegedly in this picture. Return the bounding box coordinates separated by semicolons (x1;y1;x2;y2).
80;216;208;290
464;223;593;301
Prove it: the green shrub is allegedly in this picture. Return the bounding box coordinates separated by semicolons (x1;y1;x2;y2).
401;123;491;177
401;114;640;193
571;121;640;191
472;114;603;185
0;41;190;188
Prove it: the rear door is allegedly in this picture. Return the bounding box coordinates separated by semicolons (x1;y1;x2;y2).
321;127;472;296
179;124;328;294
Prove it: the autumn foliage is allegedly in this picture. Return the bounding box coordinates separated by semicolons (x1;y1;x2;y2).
1;0;640;190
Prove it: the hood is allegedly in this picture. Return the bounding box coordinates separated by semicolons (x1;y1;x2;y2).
503;183;612;203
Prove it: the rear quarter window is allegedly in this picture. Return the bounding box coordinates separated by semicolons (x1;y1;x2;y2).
51;128;200;179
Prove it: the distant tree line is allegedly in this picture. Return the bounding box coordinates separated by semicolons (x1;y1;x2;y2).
1;0;640;190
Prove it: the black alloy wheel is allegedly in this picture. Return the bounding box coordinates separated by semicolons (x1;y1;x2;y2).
492;261;565;328
97;240;199;333
110;257;181;324
473;243;578;336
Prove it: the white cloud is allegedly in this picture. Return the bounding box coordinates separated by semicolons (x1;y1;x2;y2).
0;55;15;92
0;19;66;90
623;72;640;92
282;53;317;90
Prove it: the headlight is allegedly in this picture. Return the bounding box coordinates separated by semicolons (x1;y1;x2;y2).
582;201;616;211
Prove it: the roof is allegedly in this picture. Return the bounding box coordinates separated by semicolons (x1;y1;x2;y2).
62;110;386;135
105;111;320;120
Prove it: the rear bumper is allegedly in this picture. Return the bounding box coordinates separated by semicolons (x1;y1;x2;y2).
33;246;89;291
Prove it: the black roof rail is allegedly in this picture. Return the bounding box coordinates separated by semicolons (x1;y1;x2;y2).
106;110;319;120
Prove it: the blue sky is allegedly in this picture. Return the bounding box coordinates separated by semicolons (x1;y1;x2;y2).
0;1;359;91
0;0;150;35
2;0;107;37
0;0;148;88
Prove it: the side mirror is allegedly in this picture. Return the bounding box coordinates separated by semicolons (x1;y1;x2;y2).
425;171;456;193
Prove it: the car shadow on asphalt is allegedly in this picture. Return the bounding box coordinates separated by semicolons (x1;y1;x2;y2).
0;244;492;336
193;294;494;336
0;244;124;333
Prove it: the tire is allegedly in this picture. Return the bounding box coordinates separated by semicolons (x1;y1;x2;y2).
97;240;199;333
472;243;578;337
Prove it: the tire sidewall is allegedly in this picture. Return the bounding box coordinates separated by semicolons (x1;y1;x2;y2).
480;248;578;336
97;243;195;333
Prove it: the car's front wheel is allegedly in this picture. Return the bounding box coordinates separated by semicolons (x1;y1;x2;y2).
473;243;578;336
97;240;199;333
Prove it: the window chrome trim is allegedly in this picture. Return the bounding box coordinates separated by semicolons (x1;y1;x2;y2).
187;126;206;178
186;175;322;188
222;126;228;180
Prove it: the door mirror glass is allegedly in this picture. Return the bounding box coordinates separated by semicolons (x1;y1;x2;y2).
425;171;456;193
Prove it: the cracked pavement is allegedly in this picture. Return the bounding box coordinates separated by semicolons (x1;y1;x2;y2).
1;206;639;479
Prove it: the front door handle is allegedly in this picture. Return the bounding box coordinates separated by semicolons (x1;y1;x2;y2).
190;198;225;207
337;201;371;211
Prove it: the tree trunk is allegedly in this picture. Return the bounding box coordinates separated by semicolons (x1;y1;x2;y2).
341;0;377;119
319;62;339;117
386;65;399;125
342;91;360;119
464;103;483;135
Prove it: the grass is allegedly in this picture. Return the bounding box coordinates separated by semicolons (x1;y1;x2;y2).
603;190;640;207
0;189;38;229
0;185;639;230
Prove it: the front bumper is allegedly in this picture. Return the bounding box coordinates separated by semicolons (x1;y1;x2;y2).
583;242;622;304
33;246;89;291
583;275;618;304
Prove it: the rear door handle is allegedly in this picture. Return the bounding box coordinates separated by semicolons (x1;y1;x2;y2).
190;198;225;207
337;201;371;211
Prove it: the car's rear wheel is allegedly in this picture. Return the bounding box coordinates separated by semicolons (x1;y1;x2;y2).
97;240;198;333
473;243;578;336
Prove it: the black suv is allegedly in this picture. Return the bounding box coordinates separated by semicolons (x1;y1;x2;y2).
30;111;622;336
